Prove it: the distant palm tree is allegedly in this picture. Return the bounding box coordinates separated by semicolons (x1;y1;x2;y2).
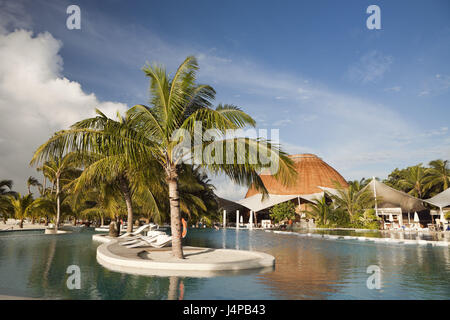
0;180;16;197
424;159;450;192
328;181;374;221
32;192;73;227
304;197;331;226
347;178;372;191
0;180;16;223
5;193;35;228
29;56;295;258
30;153;81;231
27;176;42;195
398;164;428;198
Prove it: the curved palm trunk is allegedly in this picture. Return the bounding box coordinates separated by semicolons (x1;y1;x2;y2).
119;175;133;233
167;169;184;259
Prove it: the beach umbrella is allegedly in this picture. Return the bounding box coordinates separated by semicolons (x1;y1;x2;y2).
414;212;420;222
389;214;394;222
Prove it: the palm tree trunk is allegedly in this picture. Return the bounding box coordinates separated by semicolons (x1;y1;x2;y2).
55;175;60;231
119;175;133;233
167;170;184;259
101;216;104;226
19;218;23;229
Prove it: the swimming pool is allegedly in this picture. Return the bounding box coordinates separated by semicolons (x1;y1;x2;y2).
0;229;449;299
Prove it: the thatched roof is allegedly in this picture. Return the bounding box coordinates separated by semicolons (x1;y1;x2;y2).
245;154;348;198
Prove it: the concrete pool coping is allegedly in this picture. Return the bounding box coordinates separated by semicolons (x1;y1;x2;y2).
93;234;275;277
269;230;450;247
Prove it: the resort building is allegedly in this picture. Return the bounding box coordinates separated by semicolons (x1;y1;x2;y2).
219;154;348;227
363;179;432;230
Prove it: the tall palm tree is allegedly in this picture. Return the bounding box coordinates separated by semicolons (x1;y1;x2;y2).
398;164;428;198
29;56;295;258
5;193;35;228
30;153;81;231
424;159;450;193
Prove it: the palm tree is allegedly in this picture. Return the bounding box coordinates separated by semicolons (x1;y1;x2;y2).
65;112;162;233
32;192;73;227
398;164;428;198
5;193;35;228
76;182;125;236
303;197;331;226
28;56;295;258
30;153;81;231
424;159;450;193
27;176;42;195
0;180;16;223
328;181;375;221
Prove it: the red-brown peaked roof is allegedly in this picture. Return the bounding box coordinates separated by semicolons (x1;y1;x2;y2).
245;154;348;198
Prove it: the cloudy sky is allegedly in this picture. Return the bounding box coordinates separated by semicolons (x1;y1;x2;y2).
0;0;449;199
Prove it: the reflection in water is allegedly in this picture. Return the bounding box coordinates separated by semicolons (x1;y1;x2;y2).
0;229;450;299
167;277;185;300
256;243;340;299
222;229;226;249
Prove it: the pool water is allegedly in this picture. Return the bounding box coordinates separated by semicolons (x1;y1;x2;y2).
0;229;449;299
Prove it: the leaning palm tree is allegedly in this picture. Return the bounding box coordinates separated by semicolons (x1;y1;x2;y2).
28;56;295;258
424;159;450;193
398;164;428;198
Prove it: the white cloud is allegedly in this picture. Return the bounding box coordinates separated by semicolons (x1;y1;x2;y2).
418;73;450;97
273;119;292;126
384;86;401;92
0;29;127;192
347;50;393;83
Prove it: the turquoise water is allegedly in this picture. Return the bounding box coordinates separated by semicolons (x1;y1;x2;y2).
0;229;449;299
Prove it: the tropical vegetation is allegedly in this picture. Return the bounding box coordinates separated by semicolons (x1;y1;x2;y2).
27;56;296;258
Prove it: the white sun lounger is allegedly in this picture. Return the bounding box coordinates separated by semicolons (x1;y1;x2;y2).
119;230;166;246
125;234;172;249
118;224;156;238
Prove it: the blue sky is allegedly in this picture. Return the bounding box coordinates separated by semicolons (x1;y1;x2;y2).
0;0;449;198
